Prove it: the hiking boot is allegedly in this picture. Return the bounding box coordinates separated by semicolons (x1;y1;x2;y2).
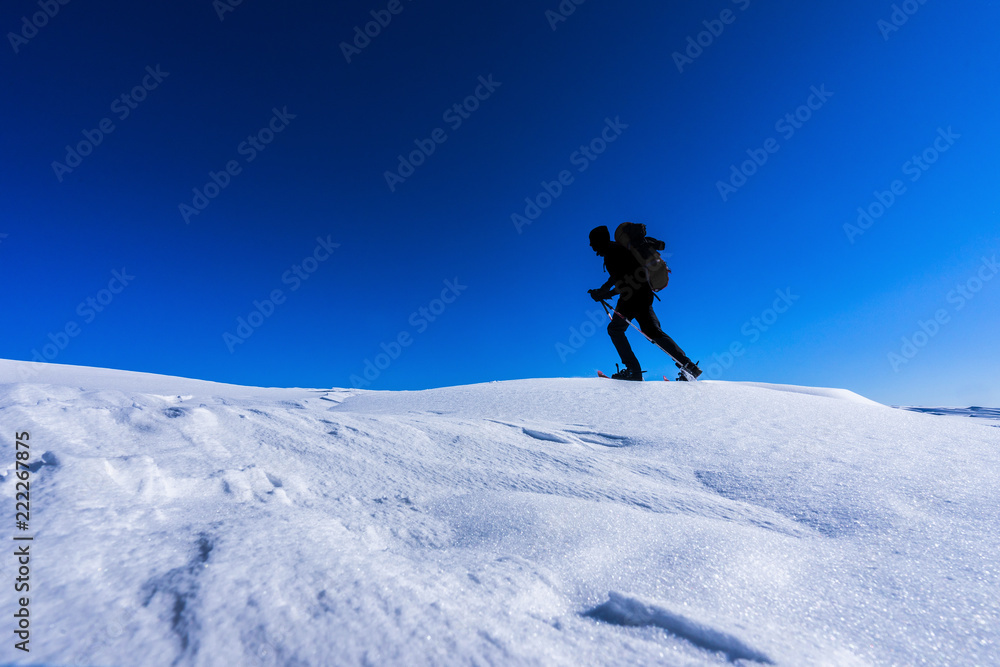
611;367;644;381
675;361;702;381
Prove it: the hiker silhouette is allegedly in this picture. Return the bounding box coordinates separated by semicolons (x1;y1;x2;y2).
588;225;702;381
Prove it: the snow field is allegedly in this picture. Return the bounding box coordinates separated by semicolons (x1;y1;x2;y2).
0;360;997;665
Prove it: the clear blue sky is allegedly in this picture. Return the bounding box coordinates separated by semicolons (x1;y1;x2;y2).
3;0;998;406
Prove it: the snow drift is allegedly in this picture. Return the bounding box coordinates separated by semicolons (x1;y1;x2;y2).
0;358;997;666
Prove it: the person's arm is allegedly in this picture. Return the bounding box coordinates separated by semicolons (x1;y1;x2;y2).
589;276;619;301
600;276;619;295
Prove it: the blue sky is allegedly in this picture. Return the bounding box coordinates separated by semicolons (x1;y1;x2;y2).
3;0;998;406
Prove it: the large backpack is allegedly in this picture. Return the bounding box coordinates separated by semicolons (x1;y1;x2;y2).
614;222;671;291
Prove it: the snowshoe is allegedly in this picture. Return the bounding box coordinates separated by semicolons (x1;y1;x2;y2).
675;361;702;382
611;366;644;382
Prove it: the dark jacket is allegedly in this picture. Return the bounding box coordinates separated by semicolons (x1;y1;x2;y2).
601;244;649;302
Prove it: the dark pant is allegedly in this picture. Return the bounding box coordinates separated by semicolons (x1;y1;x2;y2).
608;292;692;371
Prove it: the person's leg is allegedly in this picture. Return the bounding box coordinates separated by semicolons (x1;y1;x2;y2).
607;304;641;372
654;333;694;369
633;297;695;368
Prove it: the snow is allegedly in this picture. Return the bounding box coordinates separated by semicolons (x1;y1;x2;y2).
730;381;883;407
1;358;998;666
584;592;774;664
897;405;1000;423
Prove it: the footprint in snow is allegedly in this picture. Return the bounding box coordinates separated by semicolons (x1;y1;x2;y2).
521;428;572;443
489;420;632;447
316;389;355;404
27;451;60;473
564;429;633;447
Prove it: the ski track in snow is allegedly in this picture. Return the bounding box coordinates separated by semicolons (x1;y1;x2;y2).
0;360;998;666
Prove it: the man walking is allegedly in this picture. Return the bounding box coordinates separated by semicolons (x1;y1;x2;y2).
587;225;702;381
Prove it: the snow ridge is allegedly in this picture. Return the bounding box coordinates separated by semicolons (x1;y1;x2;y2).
584;591;773;663
897;405;1000;422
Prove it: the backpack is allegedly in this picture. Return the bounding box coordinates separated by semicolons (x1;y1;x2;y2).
614;222;671;291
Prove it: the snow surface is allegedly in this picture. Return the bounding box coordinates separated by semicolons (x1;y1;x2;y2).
896;405;1000;423
1;359;998;666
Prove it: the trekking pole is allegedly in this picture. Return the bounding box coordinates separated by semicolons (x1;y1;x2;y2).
599;299;687;370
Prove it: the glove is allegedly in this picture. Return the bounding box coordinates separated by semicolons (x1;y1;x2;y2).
589;288;611;302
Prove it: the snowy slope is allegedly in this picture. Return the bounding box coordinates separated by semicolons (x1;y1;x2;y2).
897;405;1000;423
1;359;998;666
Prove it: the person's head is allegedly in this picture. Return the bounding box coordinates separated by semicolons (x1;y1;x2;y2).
589;226;611;256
